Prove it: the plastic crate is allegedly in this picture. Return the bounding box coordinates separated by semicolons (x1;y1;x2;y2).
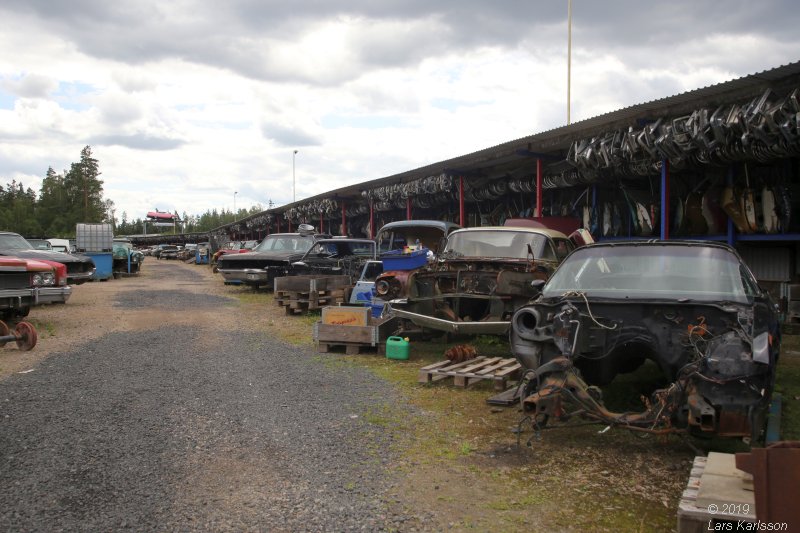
76;223;114;252
380;248;429;271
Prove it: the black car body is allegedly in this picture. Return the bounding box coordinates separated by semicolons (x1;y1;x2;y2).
217;225;330;288
290;238;377;278
0;232;95;285
510;241;780;440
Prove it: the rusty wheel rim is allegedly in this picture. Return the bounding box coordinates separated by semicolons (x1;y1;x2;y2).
0;320;8;347
14;321;37;351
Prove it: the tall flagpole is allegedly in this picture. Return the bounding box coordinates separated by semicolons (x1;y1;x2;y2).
567;0;572;125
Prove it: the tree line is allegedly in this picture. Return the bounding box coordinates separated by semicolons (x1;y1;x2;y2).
1;146;268;238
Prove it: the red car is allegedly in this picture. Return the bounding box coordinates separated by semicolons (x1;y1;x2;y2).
0;256;71;321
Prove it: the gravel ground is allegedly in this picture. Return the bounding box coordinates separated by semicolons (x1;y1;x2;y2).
0;265;410;532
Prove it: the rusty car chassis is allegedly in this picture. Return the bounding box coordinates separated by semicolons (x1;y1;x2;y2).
510;241;779;440
375;227;577;335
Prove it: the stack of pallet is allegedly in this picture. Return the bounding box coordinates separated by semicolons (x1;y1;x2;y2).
274;275;352;314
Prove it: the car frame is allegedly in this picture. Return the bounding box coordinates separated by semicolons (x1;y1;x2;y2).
509;240;780;440
375;225;579;335
289;238;377;278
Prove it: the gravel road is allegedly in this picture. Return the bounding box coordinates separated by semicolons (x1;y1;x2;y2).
0;262;411;532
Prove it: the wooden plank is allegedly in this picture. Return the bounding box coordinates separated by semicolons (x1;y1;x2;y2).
435;357;488;374
494;362;522;378
475;358;518;375
315;323;375;344
447;357;503;376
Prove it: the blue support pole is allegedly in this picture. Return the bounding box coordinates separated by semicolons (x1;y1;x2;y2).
660;159;669;240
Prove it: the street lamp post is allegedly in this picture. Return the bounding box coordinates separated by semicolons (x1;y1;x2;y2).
234;191;238;216
293;149;298;203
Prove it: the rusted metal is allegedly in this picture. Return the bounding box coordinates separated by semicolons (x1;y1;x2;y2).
444;344;478;363
736;442;800;525
0;320;38;351
519;356;688;435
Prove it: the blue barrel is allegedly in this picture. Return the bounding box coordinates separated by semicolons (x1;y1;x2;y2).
83;252;113;280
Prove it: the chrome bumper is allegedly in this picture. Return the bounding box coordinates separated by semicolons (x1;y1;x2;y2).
67;270;95;283
0;286;72;308
218;268;267;284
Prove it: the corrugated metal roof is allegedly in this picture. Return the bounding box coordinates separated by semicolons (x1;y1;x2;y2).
215;60;800;232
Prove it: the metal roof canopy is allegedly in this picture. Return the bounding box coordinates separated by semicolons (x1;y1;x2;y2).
219;60;800;231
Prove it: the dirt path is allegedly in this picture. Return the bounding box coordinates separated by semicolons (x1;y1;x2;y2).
1;259;700;532
0;260;405;531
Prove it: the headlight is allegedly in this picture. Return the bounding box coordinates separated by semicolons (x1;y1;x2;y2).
32;272;55;286
375;279;391;296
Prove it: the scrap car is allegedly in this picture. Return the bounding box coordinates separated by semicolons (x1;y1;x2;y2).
112;239;144;276
0;231;95;285
289;238;377;278
376;220;461;255
1;256;71;322
510;240;780;440
216;225;329;288
375;225;580;335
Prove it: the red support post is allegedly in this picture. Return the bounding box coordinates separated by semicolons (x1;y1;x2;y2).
320;213;323;234
341;200;347;236
536;158;542;218
459;176;465;227
369;200;374;239
277;215;281;233
406;197;412;220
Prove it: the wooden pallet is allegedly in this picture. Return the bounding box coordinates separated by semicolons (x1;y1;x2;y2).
418;356;521;391
677;456;756;533
274;275;351;314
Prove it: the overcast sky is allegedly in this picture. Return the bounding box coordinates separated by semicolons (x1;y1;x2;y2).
1;1;798;223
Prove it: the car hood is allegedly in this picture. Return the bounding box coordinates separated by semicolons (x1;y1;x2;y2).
0;249;94;265
219;250;304;263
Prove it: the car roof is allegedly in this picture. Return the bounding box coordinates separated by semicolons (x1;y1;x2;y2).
449;226;569;239
579;240;736;252
377;220;461;233
314;238;375;244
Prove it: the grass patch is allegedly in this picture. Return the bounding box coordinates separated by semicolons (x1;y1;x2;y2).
775;351;800;440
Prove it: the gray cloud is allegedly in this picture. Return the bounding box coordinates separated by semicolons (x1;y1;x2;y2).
3;0;795;88
90;133;185;151
260;123;321;147
1;73;57;98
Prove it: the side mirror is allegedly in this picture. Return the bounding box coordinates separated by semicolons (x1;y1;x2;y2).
531;279;546;290
291;261;307;268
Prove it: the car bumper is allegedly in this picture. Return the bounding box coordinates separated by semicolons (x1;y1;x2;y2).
218;268;269;284
0;286;72;308
67;270;95;284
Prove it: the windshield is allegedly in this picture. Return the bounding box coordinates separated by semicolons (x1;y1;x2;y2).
444;230;551;259
0;234;34;251
543;245;758;303
254;235;314;253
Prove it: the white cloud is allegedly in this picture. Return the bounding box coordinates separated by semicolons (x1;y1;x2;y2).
0;0;798;226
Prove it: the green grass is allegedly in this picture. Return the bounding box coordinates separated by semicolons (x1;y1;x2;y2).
775;350;800;440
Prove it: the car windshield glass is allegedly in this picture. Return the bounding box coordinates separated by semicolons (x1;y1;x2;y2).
255;235;314;253
542;245;756;303
444;230;547;259
0;234;34;250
